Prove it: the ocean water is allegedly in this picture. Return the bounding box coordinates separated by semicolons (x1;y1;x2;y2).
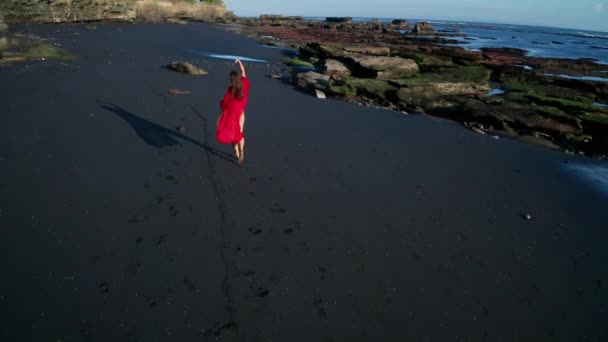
305;17;608;64
427;21;608;63
566;162;608;196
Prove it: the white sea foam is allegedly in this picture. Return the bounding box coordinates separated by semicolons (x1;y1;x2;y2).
578;32;608;39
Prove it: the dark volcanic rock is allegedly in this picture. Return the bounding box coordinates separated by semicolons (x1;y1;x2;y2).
390;19;412;30
412;22;436;35
260;15;286;21
323;59;351;77
352;55;420;80
343;45;391;56
167;62;208;75
296;71;331;90
396;82;491;108
326;17;352;23
479;47;528;57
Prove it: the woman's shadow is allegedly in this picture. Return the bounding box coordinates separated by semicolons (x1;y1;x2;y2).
99;102;236;163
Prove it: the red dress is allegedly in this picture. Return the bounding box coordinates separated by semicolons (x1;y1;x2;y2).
217;76;250;144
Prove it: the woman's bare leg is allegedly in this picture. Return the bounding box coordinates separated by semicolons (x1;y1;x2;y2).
233;143;240;159
238;113;246;163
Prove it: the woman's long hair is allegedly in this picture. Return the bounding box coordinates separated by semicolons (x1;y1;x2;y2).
230;71;244;100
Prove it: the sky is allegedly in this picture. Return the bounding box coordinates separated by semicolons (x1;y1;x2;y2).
223;0;608;32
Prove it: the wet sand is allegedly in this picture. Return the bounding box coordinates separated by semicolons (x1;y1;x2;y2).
1;22;607;341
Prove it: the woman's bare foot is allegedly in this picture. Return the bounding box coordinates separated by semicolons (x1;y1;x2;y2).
233;144;240;160
238;146;245;164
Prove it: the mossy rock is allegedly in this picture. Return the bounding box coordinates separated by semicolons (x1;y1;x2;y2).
533;105;583;129
564;133;593;144
322;84;358;98
0;51;26;62
503;82;595;103
26;43;68;59
534;105;576;121
0;37;9;50
345;77;398;100
580;112;608;125
397;66;491;85
286;58;315;68
524;94;597;111
392;51;456;71
397;82;491;107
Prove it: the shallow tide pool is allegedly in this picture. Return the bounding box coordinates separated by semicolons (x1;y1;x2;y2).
487;88;506;96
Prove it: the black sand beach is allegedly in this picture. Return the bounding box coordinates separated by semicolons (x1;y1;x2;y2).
1;23;607;341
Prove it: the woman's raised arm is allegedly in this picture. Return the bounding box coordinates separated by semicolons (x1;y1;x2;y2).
235;59;246;78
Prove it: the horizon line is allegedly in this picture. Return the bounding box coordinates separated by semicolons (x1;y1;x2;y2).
230;12;608;34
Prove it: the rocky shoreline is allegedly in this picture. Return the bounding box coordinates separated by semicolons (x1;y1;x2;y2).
233;16;608;158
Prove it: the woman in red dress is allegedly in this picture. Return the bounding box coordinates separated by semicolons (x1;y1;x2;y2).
217;59;250;164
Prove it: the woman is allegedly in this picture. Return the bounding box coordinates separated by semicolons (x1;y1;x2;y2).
217;59;250;164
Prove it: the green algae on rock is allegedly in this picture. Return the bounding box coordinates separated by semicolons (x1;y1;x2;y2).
0;36;73;63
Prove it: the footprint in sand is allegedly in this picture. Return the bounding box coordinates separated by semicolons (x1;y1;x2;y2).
248;227;263;235
89;255;101;264
127;216;140;224
256;287;270;298
156;233;168;246
99;282;109;294
206;322;237;338
183;277;198;292
313;296;327;319
272;204;288;214
127;262;141;277
317;266;327;280
80;328;91;339
241;270;256;277
146;296;157;308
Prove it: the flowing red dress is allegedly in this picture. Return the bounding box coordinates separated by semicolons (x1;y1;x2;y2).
217;76;250;144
